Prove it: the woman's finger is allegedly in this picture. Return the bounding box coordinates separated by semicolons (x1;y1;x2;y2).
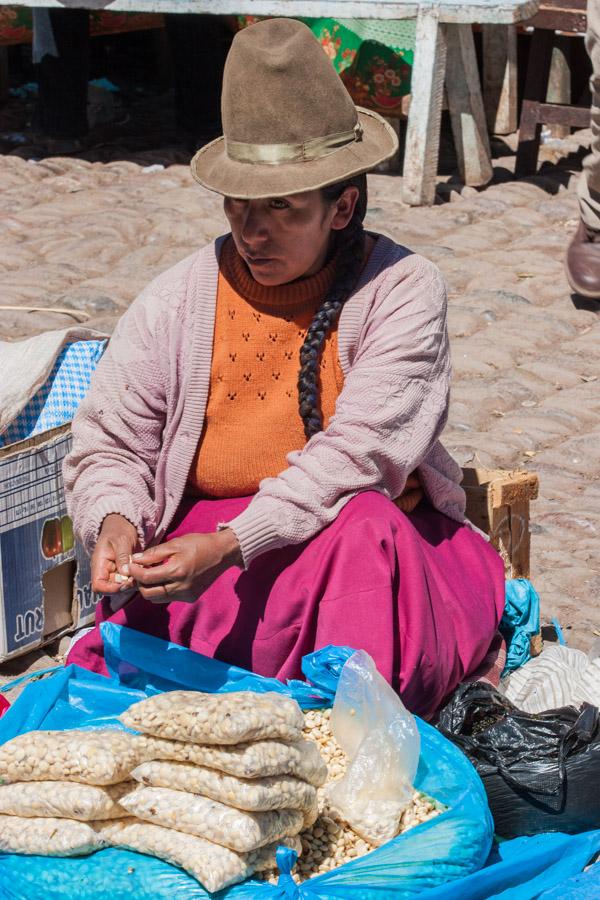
116;533;136;575
140;583;210;604
109;572;135;588
131;543;175;567
91;549;115;591
128;561;177;586
91;575;123;595
138;582;179;603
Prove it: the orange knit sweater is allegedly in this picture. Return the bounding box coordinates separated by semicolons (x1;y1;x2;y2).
188;238;344;498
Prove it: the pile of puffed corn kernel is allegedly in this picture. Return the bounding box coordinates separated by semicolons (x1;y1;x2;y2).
260;707;442;884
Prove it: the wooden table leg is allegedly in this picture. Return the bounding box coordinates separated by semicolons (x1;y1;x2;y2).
547;35;572;138
402;8;447;206
515;29;555;177
445;23;493;187
482;24;518;135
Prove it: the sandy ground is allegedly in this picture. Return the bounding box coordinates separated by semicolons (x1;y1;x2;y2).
0;96;599;693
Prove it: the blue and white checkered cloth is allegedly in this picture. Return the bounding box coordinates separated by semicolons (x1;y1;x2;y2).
0;340;107;447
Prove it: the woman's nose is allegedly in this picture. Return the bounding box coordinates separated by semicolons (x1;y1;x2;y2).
240;202;268;244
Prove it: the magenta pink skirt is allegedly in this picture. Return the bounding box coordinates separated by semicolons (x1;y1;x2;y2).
68;491;505;720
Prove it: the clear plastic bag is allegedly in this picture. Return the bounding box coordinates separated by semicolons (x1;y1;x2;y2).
324;650;420;845
0;730;143;786
118;784;305;852
121;690;303;745
100;818;301;893
0;815;105;856
131;760;317;813
141;735;328;786
0;780;131;820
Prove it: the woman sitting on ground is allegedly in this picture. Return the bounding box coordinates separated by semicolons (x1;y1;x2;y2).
64;18;504;720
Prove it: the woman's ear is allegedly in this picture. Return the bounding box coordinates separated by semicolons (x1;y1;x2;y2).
330;186;360;231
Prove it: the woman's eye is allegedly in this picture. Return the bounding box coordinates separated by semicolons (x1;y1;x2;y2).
270;198;290;210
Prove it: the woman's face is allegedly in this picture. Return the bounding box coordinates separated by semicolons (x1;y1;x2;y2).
223;187;358;286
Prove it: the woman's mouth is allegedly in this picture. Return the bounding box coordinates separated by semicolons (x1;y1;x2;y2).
246;255;274;266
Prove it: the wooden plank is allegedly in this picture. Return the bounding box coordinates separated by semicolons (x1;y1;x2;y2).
461;466;500;487
546;37;571;138
536;101;590;127
462;466;537;487
462;466;537;578
534;0;586;10
530;631;543;656
445;23;493;185
490;504;513;573
527;9;587;30
489;471;539;508
482;24;518;134
402;8;447;206
515;27;555;176
509;499;531;577
463;486;491;534
0;0;541;26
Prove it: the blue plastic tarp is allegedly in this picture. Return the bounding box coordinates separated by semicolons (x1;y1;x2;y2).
419;832;600;899
101;622;353;709
0;624;599;899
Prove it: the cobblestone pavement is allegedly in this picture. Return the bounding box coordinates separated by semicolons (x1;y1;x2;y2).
0;124;599;686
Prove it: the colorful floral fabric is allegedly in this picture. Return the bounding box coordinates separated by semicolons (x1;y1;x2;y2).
237;16;414;117
0;8;164;47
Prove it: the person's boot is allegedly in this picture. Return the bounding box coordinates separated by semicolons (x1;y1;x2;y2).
565;220;600;298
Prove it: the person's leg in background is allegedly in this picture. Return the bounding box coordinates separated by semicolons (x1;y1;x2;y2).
164;13;230;151
566;0;600;297
32;8;90;151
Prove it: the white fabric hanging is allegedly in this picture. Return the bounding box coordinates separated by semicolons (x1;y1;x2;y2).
504;643;600;713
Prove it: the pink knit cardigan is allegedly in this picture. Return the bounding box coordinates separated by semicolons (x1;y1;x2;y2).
64;234;466;568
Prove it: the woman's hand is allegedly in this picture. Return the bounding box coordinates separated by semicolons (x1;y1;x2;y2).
91;514;139;594
125;529;243;603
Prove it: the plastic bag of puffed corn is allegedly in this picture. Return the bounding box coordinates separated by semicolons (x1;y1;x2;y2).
131;760;317;813
0;781;132;820
121;691;303;744
0;730;144;786
141;735;328;786
119;784;304;852
100;818;301;893
0;815;105;856
325;651;420;845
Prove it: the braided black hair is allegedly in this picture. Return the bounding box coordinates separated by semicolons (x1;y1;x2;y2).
298;174;368;439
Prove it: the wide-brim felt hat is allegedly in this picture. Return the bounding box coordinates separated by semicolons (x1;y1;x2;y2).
191;18;399;199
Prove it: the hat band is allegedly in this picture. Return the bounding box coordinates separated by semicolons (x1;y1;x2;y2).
226;123;363;166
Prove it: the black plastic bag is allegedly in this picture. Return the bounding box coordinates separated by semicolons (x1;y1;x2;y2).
437;682;600;837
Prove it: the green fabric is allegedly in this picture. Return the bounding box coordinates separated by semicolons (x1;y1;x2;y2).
237;16;415;117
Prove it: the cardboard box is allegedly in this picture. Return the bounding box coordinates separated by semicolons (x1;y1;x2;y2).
0;425;98;663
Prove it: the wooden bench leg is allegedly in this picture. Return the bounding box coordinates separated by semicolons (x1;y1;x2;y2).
482;24;518;135
515;29;555;177
402;8;447;206
547;35;572;138
445;23;493;187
